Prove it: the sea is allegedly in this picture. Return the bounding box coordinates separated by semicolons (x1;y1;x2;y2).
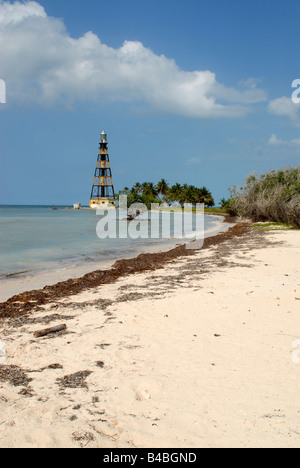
0;205;230;301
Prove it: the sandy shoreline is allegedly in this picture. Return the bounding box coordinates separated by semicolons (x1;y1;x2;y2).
0;213;231;303
0;225;299;448
0;216;237;319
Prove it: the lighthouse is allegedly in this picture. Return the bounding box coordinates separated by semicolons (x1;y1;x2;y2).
89;131;116;209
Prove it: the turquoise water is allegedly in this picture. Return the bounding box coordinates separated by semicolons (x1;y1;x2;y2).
0;205;226;279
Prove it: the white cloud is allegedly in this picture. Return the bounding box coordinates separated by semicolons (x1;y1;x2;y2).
186;157;201;165
268;133;300;147
214;78;267;105
268;96;300;128
0;0;267;118
0;0;46;25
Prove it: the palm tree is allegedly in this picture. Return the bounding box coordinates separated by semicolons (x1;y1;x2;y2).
156;179;169;200
117;181;215;209
141;182;149;194
219;198;229;208
133;182;142;194
142;182;158;197
169;183;183;204
183;185;198;206
197;186;215;207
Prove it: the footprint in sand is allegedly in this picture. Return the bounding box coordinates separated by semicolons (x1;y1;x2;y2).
133;379;163;401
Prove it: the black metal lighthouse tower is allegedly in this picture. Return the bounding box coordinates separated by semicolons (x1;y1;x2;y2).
89;131;115;208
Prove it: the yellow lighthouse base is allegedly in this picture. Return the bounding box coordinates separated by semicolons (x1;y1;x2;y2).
89;198;116;209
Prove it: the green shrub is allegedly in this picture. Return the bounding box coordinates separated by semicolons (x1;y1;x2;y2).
228;167;300;227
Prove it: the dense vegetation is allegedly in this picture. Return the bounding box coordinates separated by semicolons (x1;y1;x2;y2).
116;179;215;209
225;167;300;227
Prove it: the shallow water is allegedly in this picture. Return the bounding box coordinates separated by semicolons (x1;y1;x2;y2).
0;205;227;281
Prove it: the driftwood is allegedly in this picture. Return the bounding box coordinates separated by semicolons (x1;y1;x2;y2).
34;324;67;338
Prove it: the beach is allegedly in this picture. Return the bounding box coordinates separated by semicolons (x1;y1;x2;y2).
0;223;299;448
0;206;228;303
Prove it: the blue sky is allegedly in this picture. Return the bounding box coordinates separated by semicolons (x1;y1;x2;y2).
0;0;299;205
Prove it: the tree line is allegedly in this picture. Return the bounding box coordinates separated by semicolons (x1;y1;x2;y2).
116;179;215;209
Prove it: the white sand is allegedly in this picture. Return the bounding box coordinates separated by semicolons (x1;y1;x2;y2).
0;228;299;448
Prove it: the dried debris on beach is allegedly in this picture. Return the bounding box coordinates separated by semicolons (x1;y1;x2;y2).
0;222;250;320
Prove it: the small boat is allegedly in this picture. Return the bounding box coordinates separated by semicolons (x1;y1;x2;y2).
51;205;58;210
122;210;150;222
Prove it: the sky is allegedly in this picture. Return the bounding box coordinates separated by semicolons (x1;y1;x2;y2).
0;0;299;206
